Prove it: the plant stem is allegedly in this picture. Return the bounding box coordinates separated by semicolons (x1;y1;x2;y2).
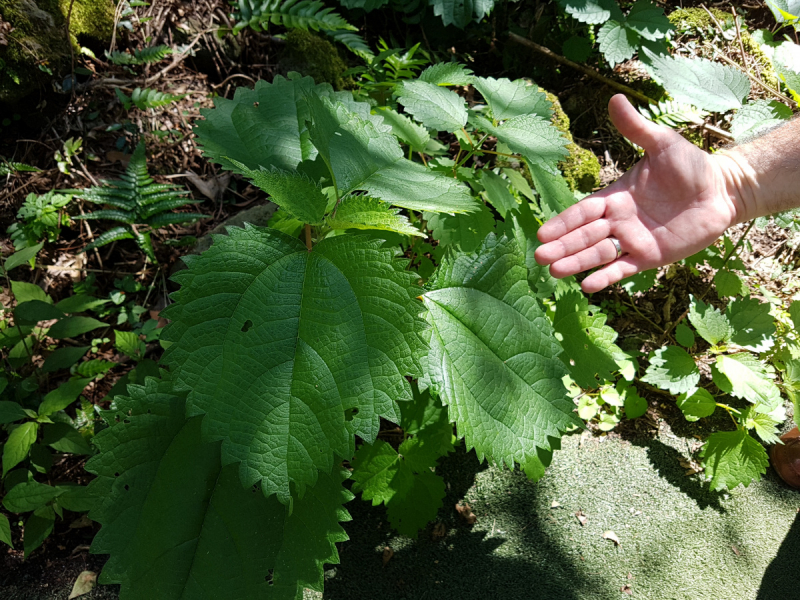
304;224;313;252
4;272;34;364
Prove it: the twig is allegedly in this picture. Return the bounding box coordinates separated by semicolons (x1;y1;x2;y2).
701;122;734;142
144;32;208;85
77;202;104;269
731;7;749;74
508;33;655;106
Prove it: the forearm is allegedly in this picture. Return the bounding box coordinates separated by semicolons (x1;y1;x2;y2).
712;116;800;224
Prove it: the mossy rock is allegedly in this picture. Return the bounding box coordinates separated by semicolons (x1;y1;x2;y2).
279;29;352;91
668;7;779;91
543;89;601;194
0;0;114;103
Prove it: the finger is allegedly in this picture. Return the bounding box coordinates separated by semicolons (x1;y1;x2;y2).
534;219;611;265
581;257;641;294
608;94;679;154
537;195;606;244
548;238;620;279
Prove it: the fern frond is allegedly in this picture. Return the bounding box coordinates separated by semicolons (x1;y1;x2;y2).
75;142;203;262
140;198;201;220
0;161;40;175
84;226;135;252
324;29;374;60
145;212;207;228
133;45;173;63
107;45;173;66
639;100;707;128
129;88;186;110
132;230;156;262
73;209;136;224
233;0;357;34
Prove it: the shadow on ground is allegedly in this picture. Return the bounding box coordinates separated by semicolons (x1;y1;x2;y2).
323;446;613;600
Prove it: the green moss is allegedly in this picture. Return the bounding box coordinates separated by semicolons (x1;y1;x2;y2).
0;0;113;103
543;89;601;193
281;29;351;90
668;7;732;31
59;0;114;44
681;129;705;149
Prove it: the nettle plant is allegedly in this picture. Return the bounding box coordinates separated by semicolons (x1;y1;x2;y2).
81;63;798;596
82;66;599;597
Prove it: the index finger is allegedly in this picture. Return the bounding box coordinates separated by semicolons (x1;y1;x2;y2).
537;194;607;243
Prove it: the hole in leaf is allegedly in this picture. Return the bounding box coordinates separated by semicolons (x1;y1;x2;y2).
114;472;120;477
123;419;131;424
344;407;359;421
124;484;129;491
266;569;274;585
241;320;253;333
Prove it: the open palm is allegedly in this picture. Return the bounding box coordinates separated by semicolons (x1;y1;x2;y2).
534;94;740;294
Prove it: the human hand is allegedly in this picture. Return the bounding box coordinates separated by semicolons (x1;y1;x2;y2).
534;94;742;294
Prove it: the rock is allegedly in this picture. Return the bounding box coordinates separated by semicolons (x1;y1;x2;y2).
0;0;115;103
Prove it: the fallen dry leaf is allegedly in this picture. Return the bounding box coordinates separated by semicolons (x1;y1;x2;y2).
68;571;96;599
575;511;587;526
382;546;394;566
621;584;632;595
432;522;447;540
550;500;561;509
602;530;620;546
455;502;477;525
732;545;741;556
184;170;231;202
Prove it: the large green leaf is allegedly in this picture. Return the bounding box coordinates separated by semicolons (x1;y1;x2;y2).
418;62;476;86
480;171;519;218
700;429;768;491
424;204;496;253
730;100;792;140
195;75;335;174
598;20;639;66
374;107;430;153
350;390;452;537
86;377;351;599
306;94;477;213
553;290;622;389
429;0;496;28
676;388;716;422
642;48;750;112
558;0;623;24
774;40;800;94
688;296;732;346
473;77;552;120
327;196;423;237
3;422;38;477
712;353;782;411
161;226;426;502
228;162;328;225
397;81;468;132
528;165;576;220
726;297;775;353
472;114;570;174
625;0;672;41
642;346;700;395
422;234;580;479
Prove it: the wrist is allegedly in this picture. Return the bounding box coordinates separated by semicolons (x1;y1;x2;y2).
709;149;761;225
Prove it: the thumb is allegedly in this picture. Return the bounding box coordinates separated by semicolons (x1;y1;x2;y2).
608;94;679;153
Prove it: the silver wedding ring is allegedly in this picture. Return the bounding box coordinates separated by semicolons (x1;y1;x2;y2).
609;236;622;259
